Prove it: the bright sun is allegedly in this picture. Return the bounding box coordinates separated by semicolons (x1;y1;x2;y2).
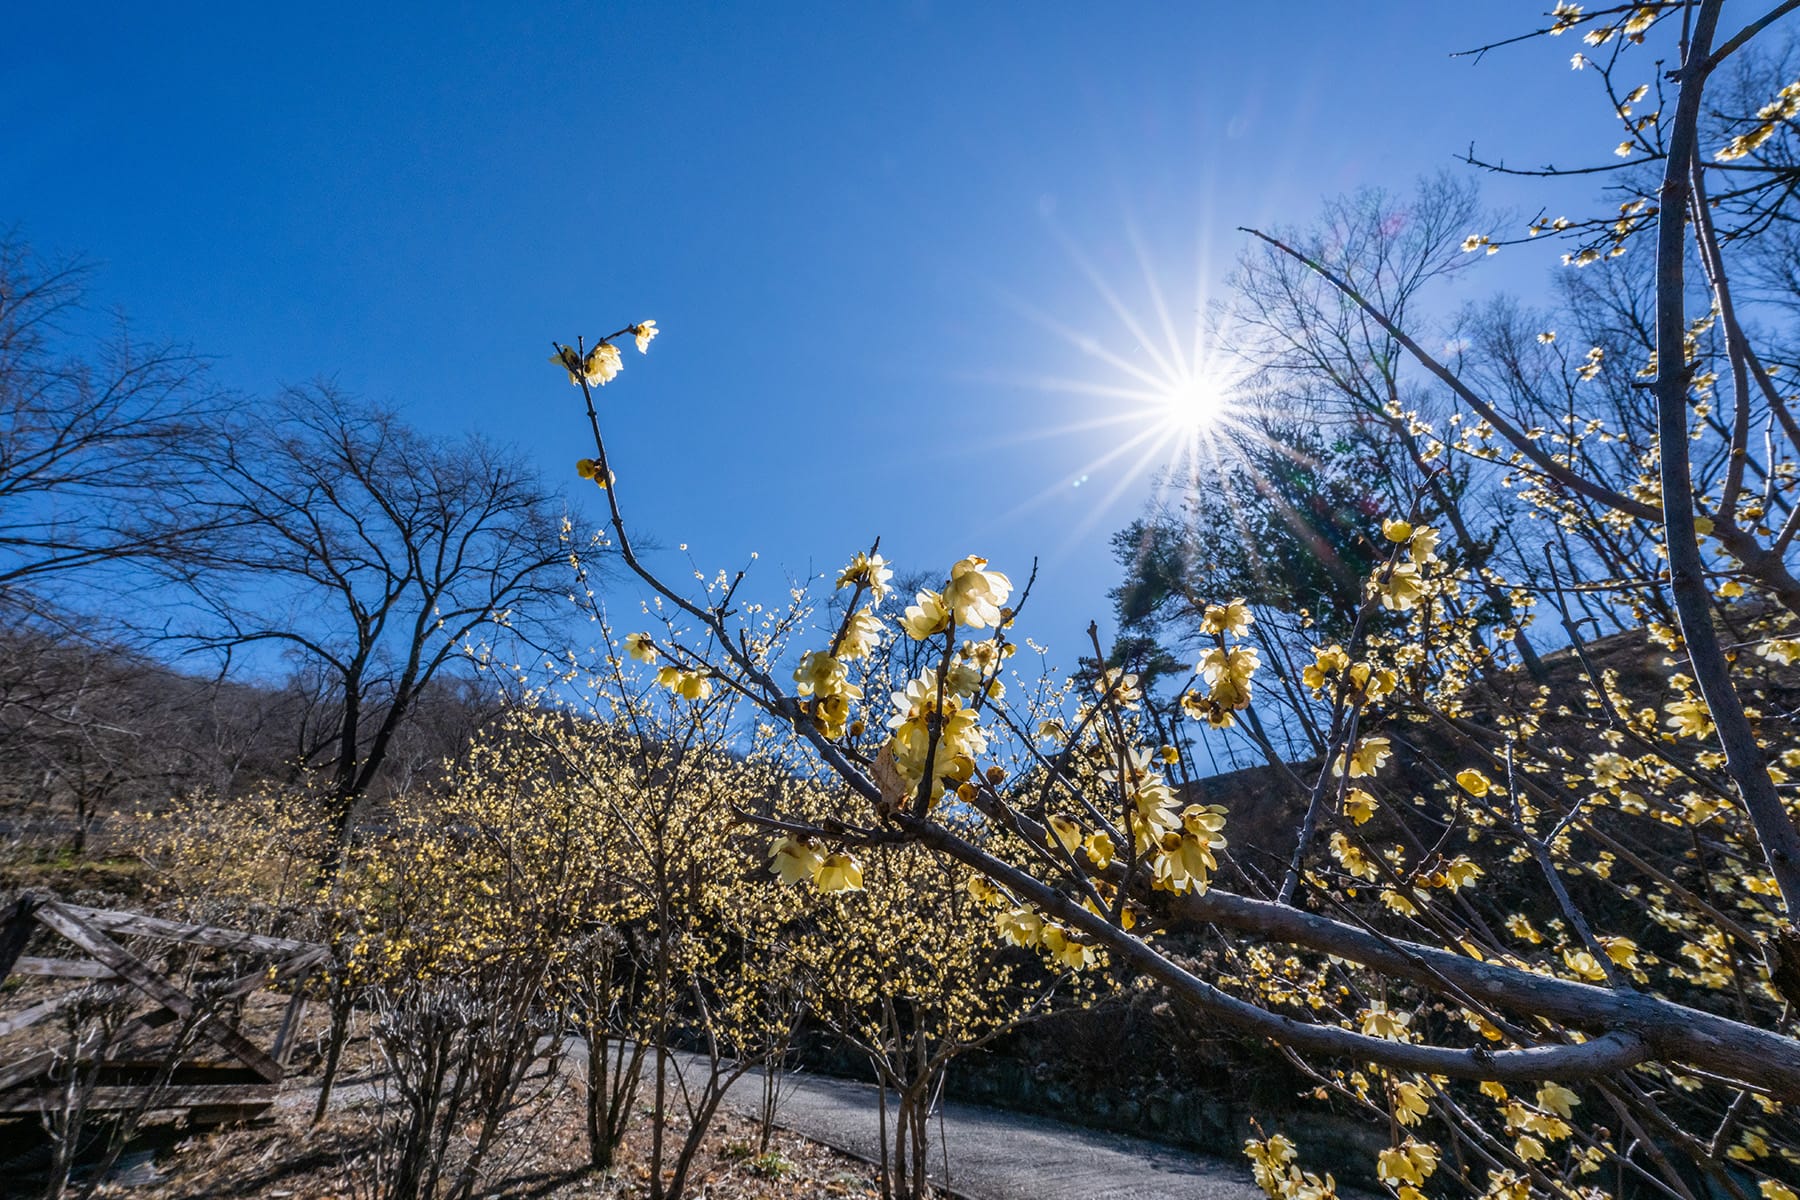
1160;377;1224;433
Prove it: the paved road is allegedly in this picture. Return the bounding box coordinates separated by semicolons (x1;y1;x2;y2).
298;1045;1267;1200
667;1050;1266;1200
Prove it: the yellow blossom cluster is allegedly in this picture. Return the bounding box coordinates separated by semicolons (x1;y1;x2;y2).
769;834;863;892
1245;1133;1336;1200
1182;597;1260;727
1372;520;1440;612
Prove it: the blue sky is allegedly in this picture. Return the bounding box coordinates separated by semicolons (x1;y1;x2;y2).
4;3;1624;669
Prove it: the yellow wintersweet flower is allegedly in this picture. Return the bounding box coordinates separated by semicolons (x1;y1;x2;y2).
1536;1083;1580;1119
1407;525;1440;563
1563;948;1607;982
967;875;1002;906
836;551;894;601
1199;645;1259;710
944;556;1013;629
1331;832;1379;880
657;665;713;701
1336;736;1392;779
1095;667;1143;707
1182;803;1228;840
1433;857;1483;892
1382;519;1414;544
1505;914;1545;944
632;320;658;353
1180;691;1236;729
769;836;824;887
793;650;861;700
1361;1002;1412;1041
838;607;886;660
1153;830;1220;894
1302;644;1350;692
995;907;1044;947
884;668;988;799
575;458;616;488
1665;697;1715;739
1046;814;1082;854
586;341;624;383
1152;807;1227;895
1343;788;1378;825
1039;923;1098;971
1200;597;1254;637
1762;1182;1800;1200
1589;751;1631;788
1455;769;1492;797
1758;639;1800;666
900;589;950;640
1381;888;1421;917
1084;831;1115;869
817;852;864;892
1549;2;1582;34
1600;936;1640;972
1375;1139;1436;1186
623;631;658;664
941;656;985;700
554;341;624;386
1489;1173;1529;1200
1347;661;1397;701
550;343;583;383
1378;563;1425;611
1394;1080;1431;1126
1244;1133;1297;1194
814;852;864;892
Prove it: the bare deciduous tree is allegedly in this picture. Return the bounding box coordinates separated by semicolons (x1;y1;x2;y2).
166;385;577;865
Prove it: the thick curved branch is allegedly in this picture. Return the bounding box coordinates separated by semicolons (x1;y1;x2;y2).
1651;1;1800;914
897;814;1665;1086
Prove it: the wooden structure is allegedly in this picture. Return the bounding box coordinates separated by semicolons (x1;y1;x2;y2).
0;895;324;1120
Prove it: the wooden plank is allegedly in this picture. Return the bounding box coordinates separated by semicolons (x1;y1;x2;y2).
0;993;80;1038
0;1082;276;1115
271;988;308;1068
34;903;284;1083
56;905;318;957
11;956;116;980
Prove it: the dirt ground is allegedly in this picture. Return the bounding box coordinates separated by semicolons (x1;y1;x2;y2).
1;964;880;1200
129;1096;881;1200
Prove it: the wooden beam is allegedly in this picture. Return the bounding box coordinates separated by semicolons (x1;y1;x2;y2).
34;903;283;1083
0;1082;276;1115
11;957;116;980
271;988;308;1068
55;904;319;956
